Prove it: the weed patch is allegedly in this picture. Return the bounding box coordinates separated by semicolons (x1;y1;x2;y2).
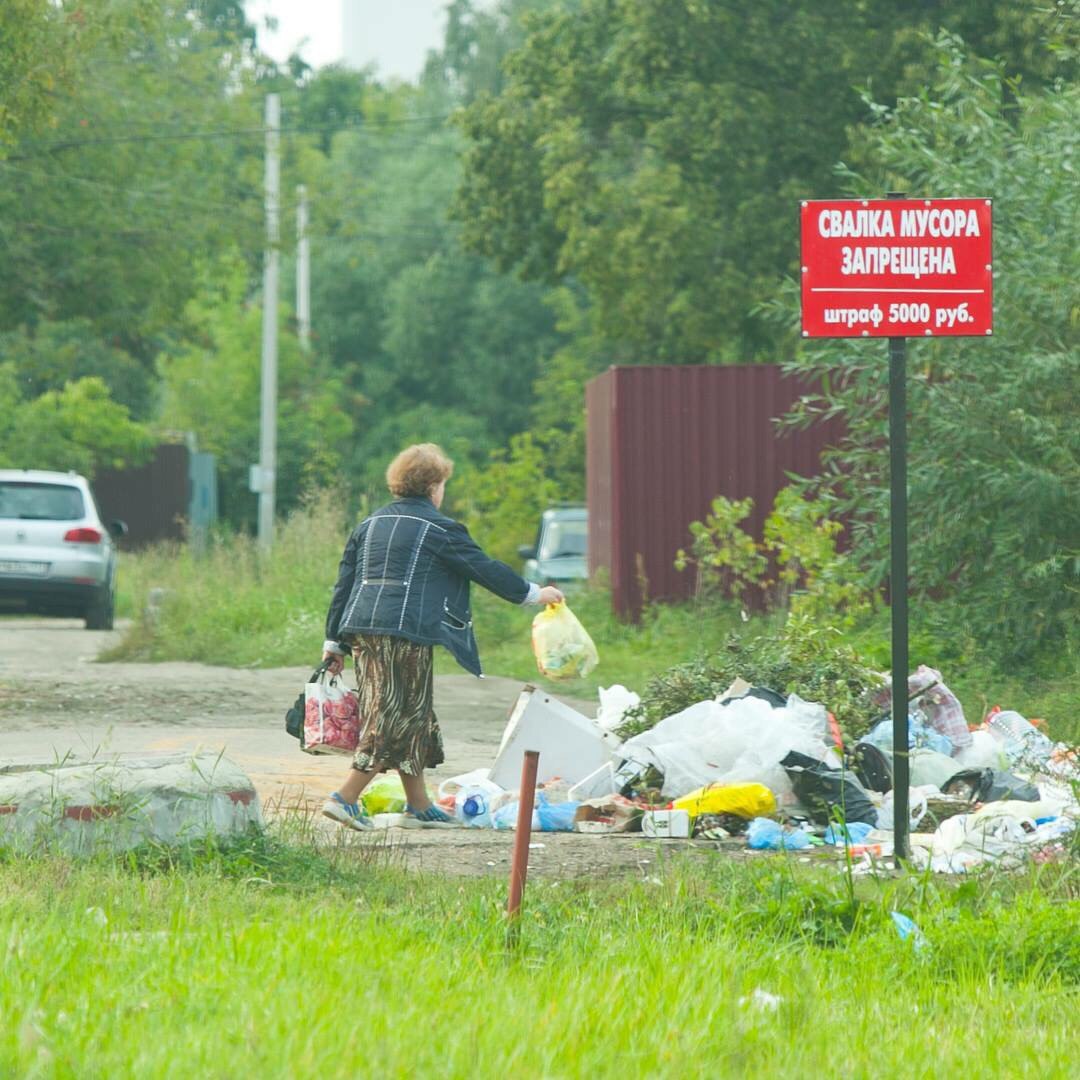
1;834;1077;1076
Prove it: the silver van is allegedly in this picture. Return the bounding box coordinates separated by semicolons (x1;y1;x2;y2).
0;470;126;629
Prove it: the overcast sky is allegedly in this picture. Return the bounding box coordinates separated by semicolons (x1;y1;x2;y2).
246;0;457;81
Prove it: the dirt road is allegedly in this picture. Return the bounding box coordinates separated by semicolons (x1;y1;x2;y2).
0;617;550;791
0;618;720;877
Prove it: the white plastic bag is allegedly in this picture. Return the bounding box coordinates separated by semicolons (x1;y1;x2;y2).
952;729;1010;771
619;694;829;801
303;673;360;755
876;785;933;832
436;768;496;803
595;685;640;734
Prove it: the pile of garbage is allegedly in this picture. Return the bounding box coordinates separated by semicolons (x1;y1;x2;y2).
415;669;1077;874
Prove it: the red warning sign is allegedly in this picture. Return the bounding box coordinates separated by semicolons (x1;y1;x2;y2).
800;198;993;338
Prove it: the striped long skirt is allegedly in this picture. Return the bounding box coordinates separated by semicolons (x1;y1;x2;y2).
350;634;445;776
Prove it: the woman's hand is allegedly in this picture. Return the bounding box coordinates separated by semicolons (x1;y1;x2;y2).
536;585;565;606
322;649;345;676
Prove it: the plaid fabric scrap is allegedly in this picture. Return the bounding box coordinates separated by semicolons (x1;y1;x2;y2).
908;665;971;750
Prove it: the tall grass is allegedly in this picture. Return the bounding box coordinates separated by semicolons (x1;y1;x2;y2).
109;492;349;668
0;832;1078;1077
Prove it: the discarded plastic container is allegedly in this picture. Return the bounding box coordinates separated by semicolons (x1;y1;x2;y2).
459;794;490;828
567;762;617;802
984;710;1054;766
642;809;691;839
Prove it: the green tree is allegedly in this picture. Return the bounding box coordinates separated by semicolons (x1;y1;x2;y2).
0;320;154;418
302;80;565;500
0;0;83;149
454;0;1070;365
423;0;562;103
457;432;560;563
779;42;1080;661
157;259;354;526
0;372;153;476
0;1;264;356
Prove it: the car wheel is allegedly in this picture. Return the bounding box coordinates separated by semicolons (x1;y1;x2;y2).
85;586;114;631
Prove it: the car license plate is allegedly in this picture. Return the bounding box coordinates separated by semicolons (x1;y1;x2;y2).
0;560;49;576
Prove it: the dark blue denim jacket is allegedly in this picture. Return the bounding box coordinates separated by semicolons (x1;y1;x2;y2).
324;496;530;676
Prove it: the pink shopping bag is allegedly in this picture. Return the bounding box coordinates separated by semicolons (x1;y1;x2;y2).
303;672;360;755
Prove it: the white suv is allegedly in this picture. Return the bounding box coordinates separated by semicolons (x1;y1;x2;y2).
0;470;126;630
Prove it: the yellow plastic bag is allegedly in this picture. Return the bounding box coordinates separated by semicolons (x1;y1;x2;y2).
531;601;599;680
671;782;776;820
361;775;407;815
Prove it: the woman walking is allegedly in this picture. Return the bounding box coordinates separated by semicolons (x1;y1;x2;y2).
320;443;563;829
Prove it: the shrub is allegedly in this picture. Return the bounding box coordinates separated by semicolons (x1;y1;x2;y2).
619;613;882;740
675;490;875;625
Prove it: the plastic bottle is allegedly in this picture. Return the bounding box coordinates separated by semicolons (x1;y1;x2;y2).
984;710;1053;766
454;781;503;828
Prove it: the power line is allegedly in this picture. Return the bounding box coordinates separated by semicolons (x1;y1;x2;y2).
6;113;463;160
0;161;265;216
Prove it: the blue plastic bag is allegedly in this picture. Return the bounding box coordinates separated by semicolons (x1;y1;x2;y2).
746;817;811;851
890;911;928;952
536;799;580;832
865;715;953;757
824;820;874;846
492;801;523;830
492;794;581;832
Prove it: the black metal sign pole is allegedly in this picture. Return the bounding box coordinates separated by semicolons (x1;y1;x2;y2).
888;190;910;861
889;334;910;860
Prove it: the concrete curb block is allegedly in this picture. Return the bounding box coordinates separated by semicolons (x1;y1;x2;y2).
0;751;263;854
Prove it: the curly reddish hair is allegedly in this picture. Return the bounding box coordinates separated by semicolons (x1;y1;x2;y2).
386;443;454;498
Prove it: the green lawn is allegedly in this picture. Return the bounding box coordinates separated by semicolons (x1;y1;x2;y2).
2;831;1078;1077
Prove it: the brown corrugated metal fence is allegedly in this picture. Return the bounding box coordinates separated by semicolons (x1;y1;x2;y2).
94;444;190;547
586;365;844;618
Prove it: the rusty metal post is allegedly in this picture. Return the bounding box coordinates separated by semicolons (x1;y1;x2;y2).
506;750;540;931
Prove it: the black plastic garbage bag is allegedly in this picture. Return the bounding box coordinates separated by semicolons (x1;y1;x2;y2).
781;750;878;825
942;768;1040;804
718;686;788;709
852;741;894;794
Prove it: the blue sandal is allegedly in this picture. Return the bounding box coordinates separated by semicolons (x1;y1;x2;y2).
321;792;375;831
402;804;455;828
